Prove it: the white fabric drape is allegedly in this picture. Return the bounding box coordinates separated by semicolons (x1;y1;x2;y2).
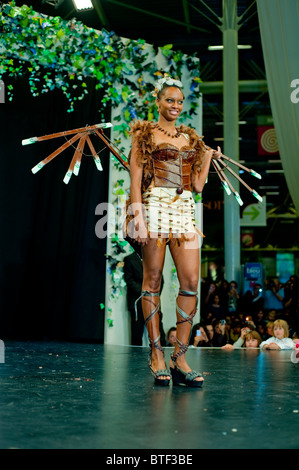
256;0;299;213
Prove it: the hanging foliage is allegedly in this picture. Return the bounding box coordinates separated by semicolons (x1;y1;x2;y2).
0;2;202;121
0;1;202;322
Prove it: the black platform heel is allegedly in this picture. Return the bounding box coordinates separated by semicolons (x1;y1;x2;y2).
170;289;204;388
171;339;203;388
136;290;170;386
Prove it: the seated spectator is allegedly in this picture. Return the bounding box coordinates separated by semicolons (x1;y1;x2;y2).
222;330;262;350
227;281;240;315
256;322;267;340
284;275;299;321
254;309;266;325
229;319;242;344
260;319;294;350
191;323;213;347
240;283;264;316
207;293;226;320
203;282;217;309
212;320;228;347
218;279;230;312
265;320;274;339
166;327;176;347
205;322;214;343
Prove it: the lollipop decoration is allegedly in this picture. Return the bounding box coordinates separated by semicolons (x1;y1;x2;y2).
206;145;263;206
22;122;129;184
23;123;262;204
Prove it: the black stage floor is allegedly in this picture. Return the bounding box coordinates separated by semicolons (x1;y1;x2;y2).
0;341;299;450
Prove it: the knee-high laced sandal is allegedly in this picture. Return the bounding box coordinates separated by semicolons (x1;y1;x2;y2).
135;290;170;386
170;289;204;388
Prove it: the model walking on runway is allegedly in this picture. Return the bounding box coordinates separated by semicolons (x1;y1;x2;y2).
127;75;222;387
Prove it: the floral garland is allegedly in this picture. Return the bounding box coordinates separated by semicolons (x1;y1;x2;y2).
0;2;202;326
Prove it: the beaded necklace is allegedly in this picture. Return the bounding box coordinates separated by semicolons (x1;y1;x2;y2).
153;123;181;138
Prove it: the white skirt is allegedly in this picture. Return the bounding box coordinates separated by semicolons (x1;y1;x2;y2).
142;186;198;237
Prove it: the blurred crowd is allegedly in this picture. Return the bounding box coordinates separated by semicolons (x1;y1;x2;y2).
166;274;299;351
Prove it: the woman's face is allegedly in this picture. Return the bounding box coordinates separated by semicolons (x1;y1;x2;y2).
168;330;176;346
206;325;214;338
157;87;184;121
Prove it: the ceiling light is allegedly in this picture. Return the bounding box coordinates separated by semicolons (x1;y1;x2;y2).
215;121;247;125
72;0;93;10
208;45;252;51
265;170;284;173
259;186;279;189
213;137;242;141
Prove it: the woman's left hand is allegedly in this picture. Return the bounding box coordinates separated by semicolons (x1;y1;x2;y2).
212;146;223;159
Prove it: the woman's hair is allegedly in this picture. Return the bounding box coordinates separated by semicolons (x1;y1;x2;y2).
152;74;184;99
273;319;289;338
244;330;262;346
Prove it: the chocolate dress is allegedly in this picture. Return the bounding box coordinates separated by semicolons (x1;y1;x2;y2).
128;120;206;242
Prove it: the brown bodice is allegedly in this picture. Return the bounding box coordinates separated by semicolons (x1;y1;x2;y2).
151;146;197;193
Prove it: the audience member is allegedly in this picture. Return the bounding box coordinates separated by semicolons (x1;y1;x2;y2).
212;320;228;347
203;282;217;309
256;322;267;340
229;319;242;343
227;280;240;315
240;283;264;316
222;330;262;350
207;293;226;320
264;320;274;339
264;277;284;314
218;279;230;312
205;322;214;343
124;251;166;346
123;251;145;346
166;327;176;347
260;319;295;350
191;323;213;347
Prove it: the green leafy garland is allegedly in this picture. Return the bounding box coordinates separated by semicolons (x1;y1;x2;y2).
0;2;202;327
0;2;202;121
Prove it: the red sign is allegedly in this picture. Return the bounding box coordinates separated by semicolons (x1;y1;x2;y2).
257;126;279;155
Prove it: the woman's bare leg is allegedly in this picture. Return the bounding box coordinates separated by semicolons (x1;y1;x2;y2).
141;238;170;380
169;234;204;383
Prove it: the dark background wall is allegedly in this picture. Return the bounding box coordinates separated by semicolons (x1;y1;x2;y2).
0;77;110;342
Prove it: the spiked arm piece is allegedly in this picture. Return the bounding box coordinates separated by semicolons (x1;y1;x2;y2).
23;123;262;203
22;122;130;184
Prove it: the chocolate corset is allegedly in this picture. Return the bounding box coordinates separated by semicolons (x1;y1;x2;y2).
152;146;197;194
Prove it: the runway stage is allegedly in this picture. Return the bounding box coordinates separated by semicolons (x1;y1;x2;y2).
0;341;298;450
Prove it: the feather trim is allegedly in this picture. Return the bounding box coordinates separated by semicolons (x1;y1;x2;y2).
129;120;206;193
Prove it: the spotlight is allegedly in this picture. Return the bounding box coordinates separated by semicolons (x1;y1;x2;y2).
72;0;94;10
208;45;252;50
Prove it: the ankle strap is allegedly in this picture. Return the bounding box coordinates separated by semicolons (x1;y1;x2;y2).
135;290;163;352
171;338;189;363
176;289;198;325
135;290;160;321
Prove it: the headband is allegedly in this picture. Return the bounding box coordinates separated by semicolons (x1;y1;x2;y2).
152;74;183;97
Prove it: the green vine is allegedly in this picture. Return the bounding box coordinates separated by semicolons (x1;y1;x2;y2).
0;2;202;324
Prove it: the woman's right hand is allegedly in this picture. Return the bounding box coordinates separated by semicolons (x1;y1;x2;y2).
134;218;148;246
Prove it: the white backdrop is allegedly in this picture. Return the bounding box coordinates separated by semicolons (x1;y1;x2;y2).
103;45;202;345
